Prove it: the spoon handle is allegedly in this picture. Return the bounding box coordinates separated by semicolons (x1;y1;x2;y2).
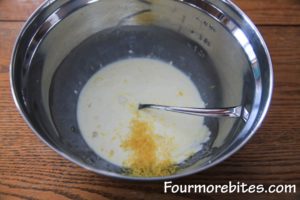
139;104;249;122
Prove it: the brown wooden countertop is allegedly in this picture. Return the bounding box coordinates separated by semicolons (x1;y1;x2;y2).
0;0;299;199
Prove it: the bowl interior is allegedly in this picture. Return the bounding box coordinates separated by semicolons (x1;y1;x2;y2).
12;0;270;179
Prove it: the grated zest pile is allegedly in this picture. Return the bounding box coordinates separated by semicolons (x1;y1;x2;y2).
121;118;177;177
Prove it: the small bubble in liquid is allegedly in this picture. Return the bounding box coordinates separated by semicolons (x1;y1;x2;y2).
74;90;78;94
194;45;198;52
70;126;76;133
210;85;216;89
128;50;134;54
197;50;205;58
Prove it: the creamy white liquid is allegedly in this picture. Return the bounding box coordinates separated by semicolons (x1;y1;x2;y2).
77;58;210;167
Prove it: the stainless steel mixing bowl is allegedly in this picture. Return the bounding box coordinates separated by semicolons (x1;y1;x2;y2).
10;0;273;180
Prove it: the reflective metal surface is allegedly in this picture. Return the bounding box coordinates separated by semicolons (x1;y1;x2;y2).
138;104;249;122
10;0;273;180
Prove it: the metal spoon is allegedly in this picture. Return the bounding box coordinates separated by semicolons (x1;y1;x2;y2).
138;104;249;122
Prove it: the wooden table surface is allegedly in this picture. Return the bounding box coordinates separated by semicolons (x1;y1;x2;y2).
0;0;299;199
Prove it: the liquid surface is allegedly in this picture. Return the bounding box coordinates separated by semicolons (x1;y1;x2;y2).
77;58;210;176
